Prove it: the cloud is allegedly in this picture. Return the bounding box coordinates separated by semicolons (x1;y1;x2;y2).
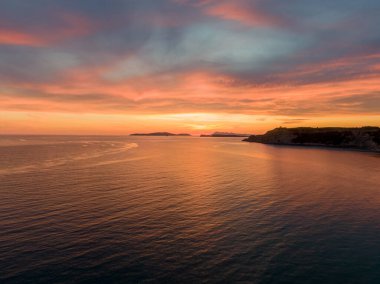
0;29;45;46
280;118;310;125
202;0;286;27
0;0;380;133
0;12;94;46
330;92;380;113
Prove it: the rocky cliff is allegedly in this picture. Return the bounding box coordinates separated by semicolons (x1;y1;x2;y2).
243;127;380;151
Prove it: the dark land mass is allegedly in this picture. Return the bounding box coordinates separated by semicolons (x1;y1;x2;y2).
130;132;191;136
243;127;380;151
201;132;250;137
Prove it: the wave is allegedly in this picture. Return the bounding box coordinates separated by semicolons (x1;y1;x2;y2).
0;143;139;176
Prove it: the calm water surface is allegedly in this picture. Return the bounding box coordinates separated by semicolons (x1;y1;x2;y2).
1;136;380;283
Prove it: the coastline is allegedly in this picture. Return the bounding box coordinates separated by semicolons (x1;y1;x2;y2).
243;127;380;153
242;140;380;153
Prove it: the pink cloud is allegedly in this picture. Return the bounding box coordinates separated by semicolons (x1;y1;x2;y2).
0;13;94;46
203;0;283;27
2;63;379;118
0;28;46;46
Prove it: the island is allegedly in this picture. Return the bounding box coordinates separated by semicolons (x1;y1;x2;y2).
200;132;250;137
243;127;380;151
130;132;191;136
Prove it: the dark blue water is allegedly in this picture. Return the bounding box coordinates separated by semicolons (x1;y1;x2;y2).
1;136;380;283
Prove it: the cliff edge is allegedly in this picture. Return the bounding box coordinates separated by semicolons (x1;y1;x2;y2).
243;127;380;151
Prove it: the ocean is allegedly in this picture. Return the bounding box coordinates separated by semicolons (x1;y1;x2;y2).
1;135;380;283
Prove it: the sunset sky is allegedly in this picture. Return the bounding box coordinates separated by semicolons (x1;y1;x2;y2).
1;0;379;134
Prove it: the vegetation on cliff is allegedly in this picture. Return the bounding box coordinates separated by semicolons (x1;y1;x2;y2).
243;127;380;151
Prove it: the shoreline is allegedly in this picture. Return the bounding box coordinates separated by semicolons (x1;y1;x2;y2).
243;126;380;153
243;140;380;153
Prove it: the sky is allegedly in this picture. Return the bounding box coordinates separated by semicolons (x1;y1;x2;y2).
1;0;379;135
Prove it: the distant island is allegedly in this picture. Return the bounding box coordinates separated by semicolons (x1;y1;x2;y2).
201;132;250;137
130;132;191;136
243;127;380;151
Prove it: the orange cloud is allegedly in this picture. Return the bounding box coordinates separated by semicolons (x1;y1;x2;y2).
204;1;282;27
1;72;379;135
0;13;93;46
0;28;46;46
1;66;379;117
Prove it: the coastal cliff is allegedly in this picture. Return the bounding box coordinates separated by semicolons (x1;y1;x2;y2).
243;127;380;151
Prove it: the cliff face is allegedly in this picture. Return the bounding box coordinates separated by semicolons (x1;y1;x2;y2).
243;127;380;151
